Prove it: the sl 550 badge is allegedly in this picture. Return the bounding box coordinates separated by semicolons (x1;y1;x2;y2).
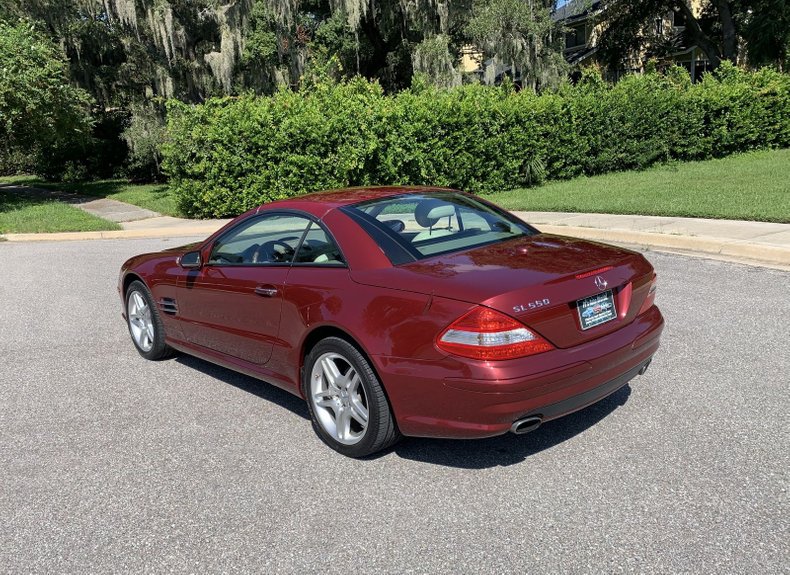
513;299;550;313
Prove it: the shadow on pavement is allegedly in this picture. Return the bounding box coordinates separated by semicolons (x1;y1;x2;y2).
175;354;310;420
174;353;631;469
390;385;631;469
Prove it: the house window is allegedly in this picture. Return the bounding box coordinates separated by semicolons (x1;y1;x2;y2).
565;26;586;49
672;9;686;28
655;18;663;35
566;29;578;49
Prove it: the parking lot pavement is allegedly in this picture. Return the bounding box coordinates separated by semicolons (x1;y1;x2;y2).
1;239;788;573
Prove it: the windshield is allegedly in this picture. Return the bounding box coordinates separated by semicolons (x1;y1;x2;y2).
341;192;536;264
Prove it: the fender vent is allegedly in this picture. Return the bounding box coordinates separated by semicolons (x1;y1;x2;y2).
158;298;178;315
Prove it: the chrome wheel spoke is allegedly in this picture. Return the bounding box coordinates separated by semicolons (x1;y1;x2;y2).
349;397;368;425
335;408;351;441
320;357;341;390
346;372;360;393
313;388;336;409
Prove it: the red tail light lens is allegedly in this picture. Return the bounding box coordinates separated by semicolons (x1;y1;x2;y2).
437;307;554;361
638;275;658;315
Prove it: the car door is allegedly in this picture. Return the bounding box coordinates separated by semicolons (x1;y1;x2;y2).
176;212;312;365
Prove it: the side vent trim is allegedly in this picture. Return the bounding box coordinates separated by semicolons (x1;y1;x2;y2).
158;298;178;315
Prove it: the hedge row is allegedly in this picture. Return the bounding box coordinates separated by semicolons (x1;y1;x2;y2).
163;64;790;218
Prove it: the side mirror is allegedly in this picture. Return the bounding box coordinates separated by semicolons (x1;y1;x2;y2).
179;251;202;269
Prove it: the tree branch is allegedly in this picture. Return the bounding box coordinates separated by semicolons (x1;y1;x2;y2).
671;0;722;67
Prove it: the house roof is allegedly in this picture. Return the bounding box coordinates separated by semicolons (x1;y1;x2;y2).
552;0;601;23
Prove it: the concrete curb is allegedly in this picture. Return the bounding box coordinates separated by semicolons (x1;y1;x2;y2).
538;224;790;268
0;225;225;242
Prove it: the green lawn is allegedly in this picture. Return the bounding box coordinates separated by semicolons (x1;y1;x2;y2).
484;149;790;223
0;188;121;234
0;177;180;217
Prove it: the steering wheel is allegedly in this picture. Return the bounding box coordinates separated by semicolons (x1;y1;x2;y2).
257;240;295;263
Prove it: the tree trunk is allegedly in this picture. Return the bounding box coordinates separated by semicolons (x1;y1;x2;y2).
713;0;738;63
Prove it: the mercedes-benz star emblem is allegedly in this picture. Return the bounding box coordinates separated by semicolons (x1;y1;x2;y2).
594;276;608;291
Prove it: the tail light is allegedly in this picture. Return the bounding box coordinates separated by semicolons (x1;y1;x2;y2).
638;275;658;315
437;307;554;361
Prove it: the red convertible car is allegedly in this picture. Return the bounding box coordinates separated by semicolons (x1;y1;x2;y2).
119;187;663;457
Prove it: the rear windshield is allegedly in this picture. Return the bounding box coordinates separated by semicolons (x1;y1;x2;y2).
341;192;537;264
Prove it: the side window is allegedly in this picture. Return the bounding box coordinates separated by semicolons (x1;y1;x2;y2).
293;222;345;265
208;214;310;265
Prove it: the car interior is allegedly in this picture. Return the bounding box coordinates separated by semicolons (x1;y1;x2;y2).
208;218;344;266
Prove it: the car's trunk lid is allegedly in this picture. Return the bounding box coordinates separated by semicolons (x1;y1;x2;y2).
350;234;655;348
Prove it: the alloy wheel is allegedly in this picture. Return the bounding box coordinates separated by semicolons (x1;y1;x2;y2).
309;352;370;445
127;290;155;352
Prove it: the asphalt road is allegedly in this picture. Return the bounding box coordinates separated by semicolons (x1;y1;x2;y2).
1;238;788;573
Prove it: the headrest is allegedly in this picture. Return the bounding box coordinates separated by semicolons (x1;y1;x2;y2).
415;200;455;228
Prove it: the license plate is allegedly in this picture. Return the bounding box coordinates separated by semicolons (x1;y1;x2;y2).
577;290;617;330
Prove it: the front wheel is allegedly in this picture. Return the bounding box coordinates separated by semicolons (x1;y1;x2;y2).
125;280;174;360
303;337;401;457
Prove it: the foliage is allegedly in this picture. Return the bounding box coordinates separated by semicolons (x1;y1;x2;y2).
741;0;790;71
412;35;462;89
596;0;741;71
596;0;790;73
466;0;567;91
121;102;168;181
163;66;790;218
0;21;94;177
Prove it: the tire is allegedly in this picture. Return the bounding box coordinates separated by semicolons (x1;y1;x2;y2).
303;337;401;457
125;280;174;360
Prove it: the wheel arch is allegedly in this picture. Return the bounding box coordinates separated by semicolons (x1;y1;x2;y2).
299;325;383;399
122;272;147;298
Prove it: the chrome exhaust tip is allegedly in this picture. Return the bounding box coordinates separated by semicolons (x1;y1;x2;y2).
510;416;542;435
638;359;652;376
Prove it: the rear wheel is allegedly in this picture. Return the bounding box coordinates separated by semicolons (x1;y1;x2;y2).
125;280;174;360
303;337;400;457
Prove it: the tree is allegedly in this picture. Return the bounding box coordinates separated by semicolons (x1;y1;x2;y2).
0;20;93;174
596;0;743;71
466;0;567;91
740;0;790;70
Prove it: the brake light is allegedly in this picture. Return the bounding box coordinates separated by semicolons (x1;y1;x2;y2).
638;275;657;315
437;307;554;361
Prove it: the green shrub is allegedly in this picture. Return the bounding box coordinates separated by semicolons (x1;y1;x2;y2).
163;66;790;218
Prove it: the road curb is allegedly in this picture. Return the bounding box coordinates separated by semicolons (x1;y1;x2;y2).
0;226;224;242
538;225;790;268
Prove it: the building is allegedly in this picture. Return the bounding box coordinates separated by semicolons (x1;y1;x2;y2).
553;0;712;81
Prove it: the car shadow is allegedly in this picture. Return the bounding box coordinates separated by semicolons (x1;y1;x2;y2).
174;355;310;420
173;354;631;469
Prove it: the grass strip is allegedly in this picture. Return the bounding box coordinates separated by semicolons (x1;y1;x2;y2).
484;149;790;223
0;178;179;217
0;189;121;233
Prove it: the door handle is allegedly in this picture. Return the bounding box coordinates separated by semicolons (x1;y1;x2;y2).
255;285;278;297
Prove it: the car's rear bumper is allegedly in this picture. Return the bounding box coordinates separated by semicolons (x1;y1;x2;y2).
373;305;664;439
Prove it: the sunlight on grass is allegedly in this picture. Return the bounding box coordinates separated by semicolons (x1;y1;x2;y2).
0;190;121;233
485;149;790;223
0;177;180;217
